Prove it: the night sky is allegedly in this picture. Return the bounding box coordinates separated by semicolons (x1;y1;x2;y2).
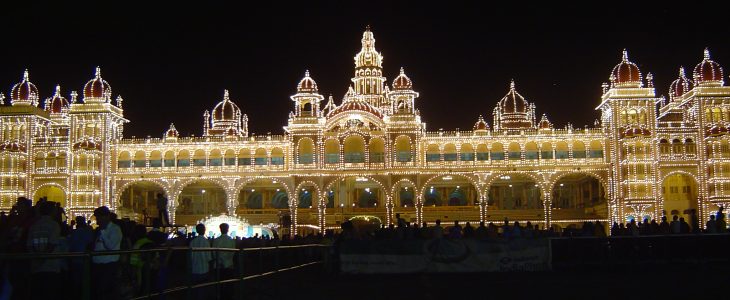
2;2;729;137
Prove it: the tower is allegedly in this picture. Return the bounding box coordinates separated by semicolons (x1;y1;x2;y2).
352;26;388;112
286;71;326;166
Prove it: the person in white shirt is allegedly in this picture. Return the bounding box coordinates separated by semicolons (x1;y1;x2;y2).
212;223;237;299
92;206;122;300
190;223;212;298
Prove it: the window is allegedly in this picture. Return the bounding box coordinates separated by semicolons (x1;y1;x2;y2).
460;152;474;161
370;152;384;163
426;153;440;162
397;151;411;162
326;154;339;164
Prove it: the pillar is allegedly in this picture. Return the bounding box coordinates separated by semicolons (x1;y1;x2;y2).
479;194;488;223
386;196;393;225
317;191;325;232
543;191;551;229
415;194;423;225
168;193;178;225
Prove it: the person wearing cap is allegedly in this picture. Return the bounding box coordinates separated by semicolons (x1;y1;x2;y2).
92;206;122;300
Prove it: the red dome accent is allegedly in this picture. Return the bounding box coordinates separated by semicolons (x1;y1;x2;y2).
47;85;69;113
669;67;693;100
538;114;552;130
328;99;383;119
72;138;101;151
610;50;642;87
164;124;179;138
297;70;318;93
83;67;112;99
473;115;488;131
500;80;528;114
0;141;26;153
10;70;39;105
693;49;724;86
392;67;413;90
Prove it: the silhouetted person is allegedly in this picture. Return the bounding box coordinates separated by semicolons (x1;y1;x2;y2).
670;215;680;234
679;217;690;233
92;206;122;300
27;201;61;300
649;219;659;235
659;216;670;234
212;223;236;300
156;193;169;226
594;220;606;237
611;222;620;236
512;221;522;238
190;223;212;299
68;215;93;298
448;221;462;239
475;221;488;240
432;219;443;239
706;215;718;233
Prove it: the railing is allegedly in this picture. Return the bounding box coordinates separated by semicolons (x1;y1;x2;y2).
0;243;328;300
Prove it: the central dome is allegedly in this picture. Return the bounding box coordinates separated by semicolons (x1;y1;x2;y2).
83;67;112;100
212;90;241;121
499;80;528;114
610;50;642;88
693;48;724;86
10;70;39;105
46;85;70;113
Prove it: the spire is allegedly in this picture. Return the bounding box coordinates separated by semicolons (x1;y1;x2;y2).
704;48;711;60
399;67;405;75
223;89;230;101
54;84;61;96
622;49;629;62
23;69;29;81
95;66;101;78
509;79;516;91
679;66;686;78
305;69;310;77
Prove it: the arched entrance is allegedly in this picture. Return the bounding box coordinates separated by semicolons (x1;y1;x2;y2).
176;180;227;226
552;173;608;230
325;176;387;228
662;173;698;222
488;174;542;223
117;181;165;223
392;180;416;224
236;178;290;228
34;185;66;208
422;174;480;223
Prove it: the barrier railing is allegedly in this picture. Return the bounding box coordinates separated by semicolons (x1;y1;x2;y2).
0;243;329;300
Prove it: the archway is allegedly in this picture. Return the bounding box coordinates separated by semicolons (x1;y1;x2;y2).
117;181;166;223
488;174;542;222
392;180;416;223
325;176;387;227
551;173;608;228
662;173;698;222
176;180;227;225
422;174;480;223
236;178;289;212
34;185;66;207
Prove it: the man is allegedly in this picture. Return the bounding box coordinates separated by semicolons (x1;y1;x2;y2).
68;216;93;298
670;215;680;234
190;223;212;299
706;215;718;233
432;219;443;239
92;206;123;300
212;223;236;299
156;193;170;226
26;201;61;300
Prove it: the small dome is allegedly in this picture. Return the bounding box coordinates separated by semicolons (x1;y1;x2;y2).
622;127;651;138
669;67;693;100
72;138;100;151
707;124;729;137
164;123;179;138
610;50;642;88
0;140;26;153
212;90;241;121
693;48;724;86
46;85;70;113
297;70;318;93
473;115;489;131
10;70;39;105
538;114;552;130
83;67;112;100
392;67;413;90
499;80;528;114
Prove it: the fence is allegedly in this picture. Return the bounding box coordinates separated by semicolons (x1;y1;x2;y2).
0;243;329;300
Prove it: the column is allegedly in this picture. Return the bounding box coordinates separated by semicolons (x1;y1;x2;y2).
416;194;423;225
386;196;393;225
543;192;551;229
479;194;488;223
168;193;178;225
317;192;325;232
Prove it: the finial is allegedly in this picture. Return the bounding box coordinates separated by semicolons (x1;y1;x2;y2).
509;79;515;90
54;84;61;95
399;67;405;75
366;24;371;31
646;72;654;87
679;66;686;78
95;66;101;78
116;95;124;108
622;49;629;62
70;91;78;103
23;69;29;81
304;70;310;77
223;89;230;101
704;48;711;60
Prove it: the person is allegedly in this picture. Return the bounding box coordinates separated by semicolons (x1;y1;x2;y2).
593;220;606;237
129;224;154;295
706;215;718;233
474;221;488;240
611;222;620;236
190;223;212;299
628;219;639;236
463;222;475;238
26;201;61;300
156;193;170;226
92;206;123;300
67;216;93;298
717;206;727;233
432;219;443;239
395;213;406;228
679;217;690;233
147;219;168;246
212;223;236;300
512;221;522;238
658;216;670;234
670;215;680;234
448;221;463;239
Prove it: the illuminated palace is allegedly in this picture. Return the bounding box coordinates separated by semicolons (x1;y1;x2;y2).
1;28;729;233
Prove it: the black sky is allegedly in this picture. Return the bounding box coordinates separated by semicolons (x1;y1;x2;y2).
1;2;729;137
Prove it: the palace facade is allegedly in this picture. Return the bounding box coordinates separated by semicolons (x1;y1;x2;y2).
1;28;728;233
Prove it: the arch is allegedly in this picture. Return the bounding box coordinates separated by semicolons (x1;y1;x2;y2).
525;142;538;160
555;141;569;159
419;174;481;200
34;152;46;170
487;173;542;211
238;148;251;166
540;142;553;159
460;143;474;161
176;179;228;224
192;149;206;166
508;142;521;160
224;149;236;166
177;150;190;167
163;150;175;167
394;135;412;162
149;150;162;167
117;180;168;222
297;138;315;164
344;135;365;163
324;175;389;209
589;140;603;158
551;173;607;209
234;177;293;210
209;149;223;166
118;151;131;168
426;144;441;162
443;143;457;161
296;181;322;208
476;144;489;161
660;172;699;222
672;138;683;156
684;138;696;154
369;137;385;163
133;150;146;168
324;139;340;164
254;148;268;165
33;183;67;207
659;139;670;155
490;142;504;161
549;171;609;194
572;141;586;159
271;147;284;165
